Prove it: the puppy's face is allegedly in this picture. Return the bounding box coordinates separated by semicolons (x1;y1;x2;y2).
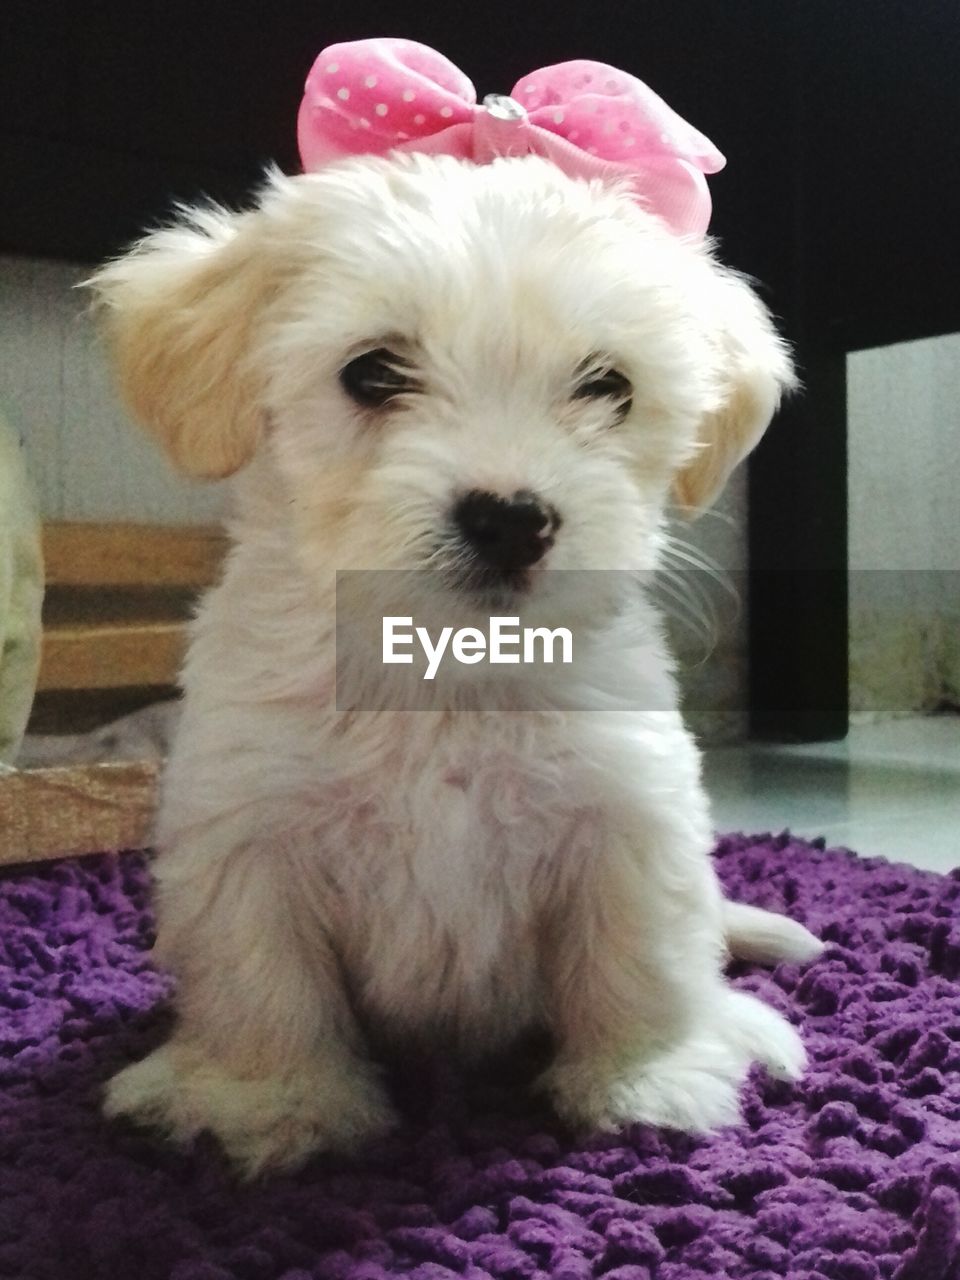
93;156;792;625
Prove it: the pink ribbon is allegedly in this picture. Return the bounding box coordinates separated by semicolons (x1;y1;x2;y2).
297;39;725;238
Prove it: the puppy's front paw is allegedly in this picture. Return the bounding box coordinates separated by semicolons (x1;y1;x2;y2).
104;1042;397;1177
543;991;806;1135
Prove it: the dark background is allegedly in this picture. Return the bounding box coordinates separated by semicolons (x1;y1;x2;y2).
3;0;958;738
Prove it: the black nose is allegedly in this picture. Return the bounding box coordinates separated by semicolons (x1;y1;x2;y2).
453;489;559;570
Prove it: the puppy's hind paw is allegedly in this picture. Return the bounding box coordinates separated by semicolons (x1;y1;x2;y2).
543;992;807;1136
722;989;807;1082
542;1051;743;1136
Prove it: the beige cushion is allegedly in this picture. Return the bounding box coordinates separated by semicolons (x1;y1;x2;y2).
0;411;43;765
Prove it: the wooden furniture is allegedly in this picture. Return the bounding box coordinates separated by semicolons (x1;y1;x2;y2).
0;760;159;866
0;521;227;866
38;521;227;694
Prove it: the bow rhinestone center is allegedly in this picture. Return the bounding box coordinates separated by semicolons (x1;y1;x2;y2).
482;94;527;122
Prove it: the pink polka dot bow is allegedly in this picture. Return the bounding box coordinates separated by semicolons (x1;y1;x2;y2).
298;38;725;238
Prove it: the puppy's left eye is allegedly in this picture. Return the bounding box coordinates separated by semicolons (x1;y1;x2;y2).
340;348;419;408
573;365;633;423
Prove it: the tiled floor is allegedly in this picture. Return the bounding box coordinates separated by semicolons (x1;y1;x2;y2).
703;715;960;873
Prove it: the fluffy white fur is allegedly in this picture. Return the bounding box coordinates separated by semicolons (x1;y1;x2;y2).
91;155;822;1178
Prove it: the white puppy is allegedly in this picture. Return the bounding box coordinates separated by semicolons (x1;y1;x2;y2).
92;154;822;1177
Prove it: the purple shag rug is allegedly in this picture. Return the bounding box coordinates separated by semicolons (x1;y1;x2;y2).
2;835;960;1280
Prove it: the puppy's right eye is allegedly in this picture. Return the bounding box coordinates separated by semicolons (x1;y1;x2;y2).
339;348;418;408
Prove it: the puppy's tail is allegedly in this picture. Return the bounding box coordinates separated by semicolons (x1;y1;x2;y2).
723;900;823;966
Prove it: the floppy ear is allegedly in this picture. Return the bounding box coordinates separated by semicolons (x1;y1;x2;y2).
673;268;796;516
89;205;271;479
